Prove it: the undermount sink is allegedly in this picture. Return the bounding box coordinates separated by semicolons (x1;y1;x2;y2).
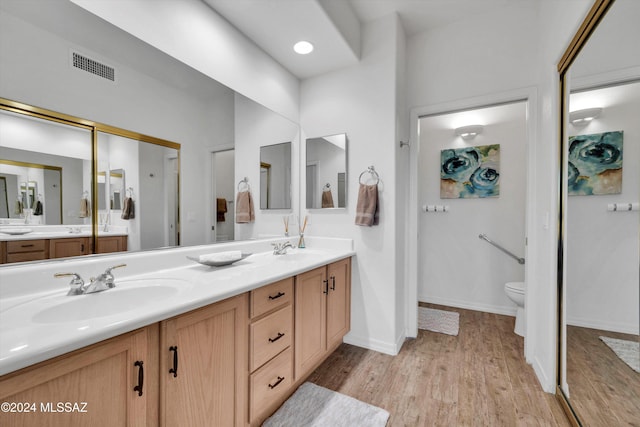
6;278;192;324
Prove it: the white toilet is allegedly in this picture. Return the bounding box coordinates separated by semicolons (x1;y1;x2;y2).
504;282;525;337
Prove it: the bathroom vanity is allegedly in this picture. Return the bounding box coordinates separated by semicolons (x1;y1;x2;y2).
0;237;353;427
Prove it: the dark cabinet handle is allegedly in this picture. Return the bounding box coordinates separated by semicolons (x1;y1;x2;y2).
268;291;285;300
268;332;285;343
21;244;34;248
133;361;144;396
330;276;336;291
169;346;178;377
81;243;85;252
323;279;329;294
268;376;285;389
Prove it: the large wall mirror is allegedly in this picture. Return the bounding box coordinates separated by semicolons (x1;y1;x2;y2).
306;133;348;209
558;0;640;424
0;0;300;263
0;101;181;263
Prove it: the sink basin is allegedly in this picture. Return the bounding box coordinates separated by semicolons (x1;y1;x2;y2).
3;278;192;324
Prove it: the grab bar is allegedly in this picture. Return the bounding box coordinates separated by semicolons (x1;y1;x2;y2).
479;234;525;265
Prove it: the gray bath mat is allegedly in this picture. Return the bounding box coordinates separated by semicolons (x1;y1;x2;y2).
599;336;640;373
418;307;460;336
262;382;389;427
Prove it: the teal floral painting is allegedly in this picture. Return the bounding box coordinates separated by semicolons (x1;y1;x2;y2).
440;144;500;199
568;131;623;195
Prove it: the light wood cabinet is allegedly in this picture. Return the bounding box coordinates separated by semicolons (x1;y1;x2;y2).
160;293;247;427
295;258;351;380
97;236;128;254
49;237;90;259
5;239;48;263
0;325;159;427
248;277;294;426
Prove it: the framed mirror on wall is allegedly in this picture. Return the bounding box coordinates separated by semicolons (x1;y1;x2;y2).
306;133;348;209
557;0;640;425
0;99;181;263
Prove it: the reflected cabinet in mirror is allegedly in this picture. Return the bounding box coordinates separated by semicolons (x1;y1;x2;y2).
306;133;348;209
0;100;181;264
259;142;291;210
558;0;640;425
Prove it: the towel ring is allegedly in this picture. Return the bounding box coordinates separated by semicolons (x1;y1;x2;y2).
237;177;250;192
359;166;380;185
324;183;331;190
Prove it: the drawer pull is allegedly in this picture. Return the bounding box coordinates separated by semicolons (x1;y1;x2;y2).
268;291;285;300
268;376;285;389
323;279;329;294
169;346;178;377
21;244;35;248
331;276;336;291
268;332;285;343
133;361;144;396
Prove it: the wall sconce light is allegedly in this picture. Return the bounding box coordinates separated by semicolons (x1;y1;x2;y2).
454;124;483;140
569;107;602;125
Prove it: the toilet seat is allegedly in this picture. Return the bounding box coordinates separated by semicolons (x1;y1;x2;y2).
505;282;525;294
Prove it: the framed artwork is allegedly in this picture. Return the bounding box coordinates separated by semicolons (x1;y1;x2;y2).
440;144;500;199
568;131;623;195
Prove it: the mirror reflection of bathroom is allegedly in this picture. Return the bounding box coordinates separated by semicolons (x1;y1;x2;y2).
259;142;292;210
212;149;235;243
418;101;527;336
306;133;348;209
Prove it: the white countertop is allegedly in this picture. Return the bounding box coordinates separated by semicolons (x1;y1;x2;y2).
0;237;354;375
0;226;127;241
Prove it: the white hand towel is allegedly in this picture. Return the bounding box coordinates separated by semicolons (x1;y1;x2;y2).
198;250;242;263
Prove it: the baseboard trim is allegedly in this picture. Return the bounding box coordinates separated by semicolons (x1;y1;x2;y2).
566;316;638;335
532;355;555;393
343;333;401;356
419;295;517;317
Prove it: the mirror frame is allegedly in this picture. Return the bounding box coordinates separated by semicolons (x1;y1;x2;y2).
555;0;616;424
0;97;181;259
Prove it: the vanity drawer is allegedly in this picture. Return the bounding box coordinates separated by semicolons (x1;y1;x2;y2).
250;305;292;371
7;239;47;253
250;277;293;318
250;347;293;422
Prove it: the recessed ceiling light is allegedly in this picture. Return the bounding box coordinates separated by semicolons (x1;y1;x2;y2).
293;41;314;55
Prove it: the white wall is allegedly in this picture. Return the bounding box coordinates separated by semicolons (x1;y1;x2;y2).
418;103;527;314
214;150;235;241
566;87;639;335
301;15;402;354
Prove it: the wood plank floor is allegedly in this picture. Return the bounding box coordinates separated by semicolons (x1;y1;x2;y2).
307;303;570;427
566;325;640;426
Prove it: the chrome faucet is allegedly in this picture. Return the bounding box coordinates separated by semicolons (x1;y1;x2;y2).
54;264;126;295
272;241;294;255
54;272;86;296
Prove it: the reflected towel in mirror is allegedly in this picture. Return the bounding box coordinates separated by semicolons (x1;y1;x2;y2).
79;197;91;218
321;188;334;208
216;198;227;222
121;197;135;220
236;190;255;223
355;184;379;226
33;200;43;216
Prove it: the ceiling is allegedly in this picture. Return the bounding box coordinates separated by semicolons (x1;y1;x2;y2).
204;0;512;79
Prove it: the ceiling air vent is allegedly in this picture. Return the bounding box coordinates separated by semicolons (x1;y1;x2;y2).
72;51;115;82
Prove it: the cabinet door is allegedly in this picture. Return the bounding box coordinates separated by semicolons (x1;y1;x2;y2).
97;236;127;254
161;294;247;427
0;325;158;427
49;237;89;259
327;258;351;350
294;266;327;379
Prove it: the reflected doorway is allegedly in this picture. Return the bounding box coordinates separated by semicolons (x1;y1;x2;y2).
212;149;235;242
